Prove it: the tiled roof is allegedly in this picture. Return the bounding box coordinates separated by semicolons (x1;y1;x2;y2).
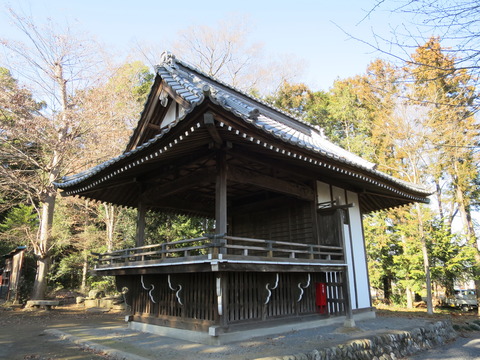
56;52;430;197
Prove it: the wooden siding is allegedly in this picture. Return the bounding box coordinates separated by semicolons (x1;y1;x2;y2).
317;209;345;247
124;273;216;330
232;199;314;244
121;270;346;330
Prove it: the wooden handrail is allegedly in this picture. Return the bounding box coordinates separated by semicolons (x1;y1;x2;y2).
224;236;343;252
94;234;344;266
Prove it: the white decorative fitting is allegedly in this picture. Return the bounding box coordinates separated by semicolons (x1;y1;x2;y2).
264;273;279;305
167;275;183;306
140;275;156;303
216;277;223;316
297;273;311;302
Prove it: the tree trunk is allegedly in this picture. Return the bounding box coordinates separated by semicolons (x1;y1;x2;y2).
382;275;392;304
416;203;433;314
81;250;88;293
104;204;116;252
31;190;56;300
406;286;413;309
475;278;480;316
453;178;480;315
31;255;50;300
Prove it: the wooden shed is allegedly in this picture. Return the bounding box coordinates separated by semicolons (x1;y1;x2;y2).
55;52;430;343
0;246;26;303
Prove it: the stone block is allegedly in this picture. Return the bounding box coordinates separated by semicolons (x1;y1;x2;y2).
84;299;100;308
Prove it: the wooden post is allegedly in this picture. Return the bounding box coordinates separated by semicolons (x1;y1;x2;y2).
311;181;320;246
215;151;227;236
135;201;146;248
343;267;355;327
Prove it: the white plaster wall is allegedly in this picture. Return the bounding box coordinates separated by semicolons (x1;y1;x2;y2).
332;186;360;309
331;186;346;206
316;182;371;310
316;181;330;204
161;102;177;128
342;222;357;309
346;191;371;309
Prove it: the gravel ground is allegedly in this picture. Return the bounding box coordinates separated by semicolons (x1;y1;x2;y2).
48;315;436;360
0;303;477;360
405;331;480;360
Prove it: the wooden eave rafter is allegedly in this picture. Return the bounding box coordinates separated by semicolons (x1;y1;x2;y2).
228;165;314;201
148;195;214;217
161;81;192;110
61;100;429;214
126;79;165;151
204;112;223;145
140;167;217;201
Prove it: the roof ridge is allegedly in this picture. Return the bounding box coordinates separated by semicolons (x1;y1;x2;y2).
161;52;320;132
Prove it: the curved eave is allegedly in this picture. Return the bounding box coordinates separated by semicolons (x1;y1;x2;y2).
55;104;431;213
55;54;431;212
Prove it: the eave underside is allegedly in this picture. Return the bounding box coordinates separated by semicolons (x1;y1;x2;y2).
59;108;429;214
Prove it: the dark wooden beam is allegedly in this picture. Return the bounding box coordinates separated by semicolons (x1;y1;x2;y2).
127;81;166;151
230;195;291;215
137;151;214;185
162;82;191;109
147;123;162;131
229;146;316;180
136;201;147;247
215;151;227;235
228;165;315;201
141;168;216;201
147;196;214;217
204;112;223;145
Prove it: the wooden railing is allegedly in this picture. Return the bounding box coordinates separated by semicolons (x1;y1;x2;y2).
93;236;211;266
223;236;344;261
93;234;344;268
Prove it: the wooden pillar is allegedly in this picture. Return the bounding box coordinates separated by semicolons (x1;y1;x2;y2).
311;181;319;247
135;201;146;247
215;151;227;235
343;267;355;327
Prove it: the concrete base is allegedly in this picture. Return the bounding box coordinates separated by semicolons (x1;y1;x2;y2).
343;318;356;328
128;310;376;345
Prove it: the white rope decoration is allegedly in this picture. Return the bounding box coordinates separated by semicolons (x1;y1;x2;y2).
167;275;183;306
264;273;279;305
216;277;223;315
297;273;311;302
140;275;156;303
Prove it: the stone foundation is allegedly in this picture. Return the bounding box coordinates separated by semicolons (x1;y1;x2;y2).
260;320;457;360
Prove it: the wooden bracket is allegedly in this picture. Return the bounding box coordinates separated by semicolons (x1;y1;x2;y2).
204;112;223;145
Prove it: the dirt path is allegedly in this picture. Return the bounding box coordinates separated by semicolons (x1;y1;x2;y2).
0;304;125;360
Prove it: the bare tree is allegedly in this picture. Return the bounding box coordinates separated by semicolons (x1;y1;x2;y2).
0;8;105;299
136;15;304;96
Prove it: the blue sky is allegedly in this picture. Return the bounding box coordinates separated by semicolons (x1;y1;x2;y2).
0;0;409;91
